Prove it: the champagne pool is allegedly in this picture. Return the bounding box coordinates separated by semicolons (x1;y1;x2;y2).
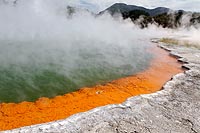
0;0;154;103
0;44;183;131
0;39;152;103
0;0;184;131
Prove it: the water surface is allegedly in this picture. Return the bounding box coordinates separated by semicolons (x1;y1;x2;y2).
0;40;152;103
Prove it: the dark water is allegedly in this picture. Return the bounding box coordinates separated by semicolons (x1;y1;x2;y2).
0;40;152;103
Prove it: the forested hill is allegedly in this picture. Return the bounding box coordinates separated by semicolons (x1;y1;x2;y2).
99;3;200;28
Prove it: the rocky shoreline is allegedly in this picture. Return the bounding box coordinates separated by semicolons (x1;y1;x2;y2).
3;42;200;133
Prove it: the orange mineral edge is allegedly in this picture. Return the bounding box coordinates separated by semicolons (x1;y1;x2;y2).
0;45;183;131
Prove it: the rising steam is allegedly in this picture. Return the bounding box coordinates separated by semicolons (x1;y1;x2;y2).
0;0;153;103
0;0;199;103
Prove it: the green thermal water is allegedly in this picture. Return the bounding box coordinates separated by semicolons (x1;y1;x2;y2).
0;40;152;103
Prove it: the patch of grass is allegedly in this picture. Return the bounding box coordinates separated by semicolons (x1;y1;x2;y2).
160;38;200;49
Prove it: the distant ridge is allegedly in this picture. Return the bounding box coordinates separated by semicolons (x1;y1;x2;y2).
99;3;200;28
100;3;170;16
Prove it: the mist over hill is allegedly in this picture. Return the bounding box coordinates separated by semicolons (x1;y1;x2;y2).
99;3;200;28
100;3;170;16
2;0;200;29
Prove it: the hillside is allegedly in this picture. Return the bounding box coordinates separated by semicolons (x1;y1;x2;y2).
99;3;170;16
99;3;200;28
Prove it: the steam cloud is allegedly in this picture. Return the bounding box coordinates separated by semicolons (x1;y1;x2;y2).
0;0;199;103
0;0;153;102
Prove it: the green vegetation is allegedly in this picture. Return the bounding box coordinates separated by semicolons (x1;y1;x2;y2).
136;11;190;28
160;38;200;49
121;10;190;28
122;10;150;20
103;3;200;28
